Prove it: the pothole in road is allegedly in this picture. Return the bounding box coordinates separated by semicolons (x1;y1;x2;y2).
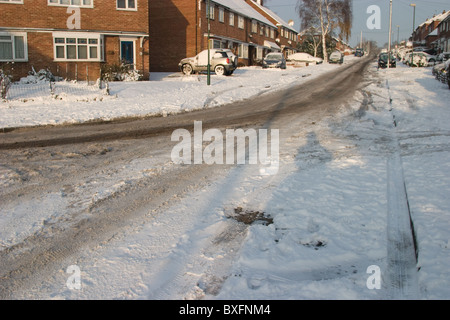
300;239;327;250
228;207;273;226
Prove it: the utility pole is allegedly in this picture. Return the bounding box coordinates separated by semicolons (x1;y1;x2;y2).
360;30;362;49
410;4;416;67
207;0;211;85
388;0;393;69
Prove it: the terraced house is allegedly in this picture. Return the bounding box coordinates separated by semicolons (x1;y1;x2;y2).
0;0;150;81
246;0;299;57
149;0;298;72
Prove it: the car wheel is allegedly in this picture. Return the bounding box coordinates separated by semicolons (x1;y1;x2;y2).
182;64;193;75
215;65;225;76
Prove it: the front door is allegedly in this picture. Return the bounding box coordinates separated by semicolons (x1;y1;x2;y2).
121;41;134;67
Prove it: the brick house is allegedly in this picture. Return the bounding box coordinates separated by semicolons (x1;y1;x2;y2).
0;0;150;81
149;0;287;73
411;10;449;50
437;13;450;53
246;0;298;57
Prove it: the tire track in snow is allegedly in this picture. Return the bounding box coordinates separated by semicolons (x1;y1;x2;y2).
385;79;419;299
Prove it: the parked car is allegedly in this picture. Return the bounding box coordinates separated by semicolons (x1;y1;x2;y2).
262;52;287;69
178;49;238;76
355;48;364;57
432;62;446;79
329;50;344;64
287;52;323;65
446;60;450;89
397;48;412;61
435;52;450;64
422;52;437;64
404;52;430;67
378;52;396;69
439;60;450;85
432;60;450;85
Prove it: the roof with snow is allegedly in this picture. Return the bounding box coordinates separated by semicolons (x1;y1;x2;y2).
247;0;298;33
212;0;277;28
419;10;450;27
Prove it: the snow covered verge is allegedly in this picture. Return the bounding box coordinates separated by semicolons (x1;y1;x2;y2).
0;59;354;129
214;64;450;300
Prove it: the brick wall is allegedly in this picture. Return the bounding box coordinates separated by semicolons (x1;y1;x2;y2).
1;0;148;33
149;0;196;73
1;0;149;81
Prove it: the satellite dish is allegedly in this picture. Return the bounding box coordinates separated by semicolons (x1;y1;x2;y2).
288;20;294;27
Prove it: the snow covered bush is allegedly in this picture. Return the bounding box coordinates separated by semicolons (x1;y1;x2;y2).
100;62;143;82
19;68;63;84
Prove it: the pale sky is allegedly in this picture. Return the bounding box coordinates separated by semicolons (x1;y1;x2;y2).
263;0;450;47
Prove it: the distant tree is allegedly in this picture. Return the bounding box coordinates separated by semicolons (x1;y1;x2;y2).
296;0;353;63
299;26;322;57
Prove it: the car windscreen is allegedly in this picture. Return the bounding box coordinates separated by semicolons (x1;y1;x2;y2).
265;54;282;60
379;53;394;61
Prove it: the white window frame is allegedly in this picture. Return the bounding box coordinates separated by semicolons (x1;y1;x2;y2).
48;0;93;8
219;7;224;23
0;32;28;62
238;15;245;29
229;12;235;26
207;3;215;20
116;0;137;11
52;32;103;62
239;43;248;59
252;20;258;34
0;0;24;4
256;47;263;60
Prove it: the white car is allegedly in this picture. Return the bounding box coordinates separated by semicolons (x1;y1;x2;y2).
287;52;323;65
404;52;430;67
178;49;238;76
399;48;412;61
422;52;437;65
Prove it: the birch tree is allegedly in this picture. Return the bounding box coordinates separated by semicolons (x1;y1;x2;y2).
297;0;352;63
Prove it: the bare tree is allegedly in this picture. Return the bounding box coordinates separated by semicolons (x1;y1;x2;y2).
297;0;352;63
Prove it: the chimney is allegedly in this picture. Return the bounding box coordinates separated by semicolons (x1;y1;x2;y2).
254;0;264;6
